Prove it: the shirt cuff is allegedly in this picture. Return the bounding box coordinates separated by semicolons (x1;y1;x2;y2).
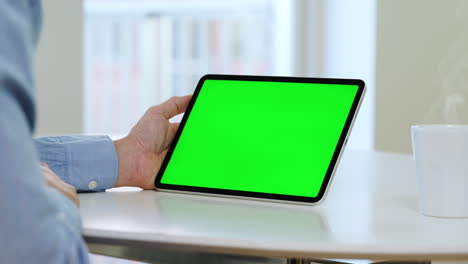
34;136;118;191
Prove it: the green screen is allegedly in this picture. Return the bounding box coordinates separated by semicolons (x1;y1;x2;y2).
161;79;358;198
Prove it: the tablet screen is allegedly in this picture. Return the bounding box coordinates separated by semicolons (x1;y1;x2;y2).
156;75;364;203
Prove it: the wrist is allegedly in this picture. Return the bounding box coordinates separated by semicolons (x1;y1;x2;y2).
113;134;162;190
113;137;136;188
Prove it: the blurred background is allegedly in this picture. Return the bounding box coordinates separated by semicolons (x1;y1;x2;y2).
34;0;468;154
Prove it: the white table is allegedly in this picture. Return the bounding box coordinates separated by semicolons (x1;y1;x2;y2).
79;150;468;264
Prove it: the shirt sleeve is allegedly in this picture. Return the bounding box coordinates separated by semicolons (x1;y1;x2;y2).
0;1;89;263
0;89;90;264
34;136;119;191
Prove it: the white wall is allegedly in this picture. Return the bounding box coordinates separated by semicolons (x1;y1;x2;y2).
375;0;468;153
34;0;83;136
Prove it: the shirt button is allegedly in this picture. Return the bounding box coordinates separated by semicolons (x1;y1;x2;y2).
88;180;98;190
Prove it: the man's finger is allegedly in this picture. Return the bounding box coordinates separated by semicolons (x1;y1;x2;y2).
156;95;192;119
62;186;80;207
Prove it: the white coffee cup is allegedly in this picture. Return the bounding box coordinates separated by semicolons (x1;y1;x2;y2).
411;124;468;218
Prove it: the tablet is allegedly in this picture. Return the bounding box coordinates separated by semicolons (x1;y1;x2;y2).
155;75;365;204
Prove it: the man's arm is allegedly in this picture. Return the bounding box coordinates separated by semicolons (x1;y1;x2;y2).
0;1;89;263
34;136;118;191
0;92;89;263
33;94;192;192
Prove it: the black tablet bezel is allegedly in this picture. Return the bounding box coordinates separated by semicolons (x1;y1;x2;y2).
154;74;365;203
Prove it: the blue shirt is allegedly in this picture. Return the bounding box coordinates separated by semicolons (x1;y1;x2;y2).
0;1;118;263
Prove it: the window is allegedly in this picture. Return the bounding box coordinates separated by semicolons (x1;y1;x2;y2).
84;0;286;136
83;0;376;152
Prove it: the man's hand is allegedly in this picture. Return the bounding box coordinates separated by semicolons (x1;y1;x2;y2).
114;95;192;189
40;163;80;207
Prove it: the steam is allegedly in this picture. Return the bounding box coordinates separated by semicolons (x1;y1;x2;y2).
425;1;468;124
443;94;465;123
